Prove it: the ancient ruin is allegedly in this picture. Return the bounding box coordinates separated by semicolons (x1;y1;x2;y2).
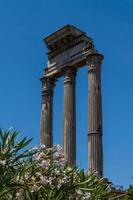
40;25;104;177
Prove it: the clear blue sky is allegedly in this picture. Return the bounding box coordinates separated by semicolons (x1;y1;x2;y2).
0;0;133;188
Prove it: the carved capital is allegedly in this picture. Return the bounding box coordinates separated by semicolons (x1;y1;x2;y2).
62;67;77;84
40;77;56;97
86;53;104;72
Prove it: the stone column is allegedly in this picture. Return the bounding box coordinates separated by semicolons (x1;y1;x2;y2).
87;53;104;177
40;77;56;147
63;67;77;166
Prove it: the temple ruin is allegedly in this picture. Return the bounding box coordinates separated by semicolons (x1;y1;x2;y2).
40;25;104;177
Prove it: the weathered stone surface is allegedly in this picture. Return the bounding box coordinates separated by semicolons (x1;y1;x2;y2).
40;77;56;147
41;25;104;173
63;67;77;166
87;53;104;177
43;25;94;78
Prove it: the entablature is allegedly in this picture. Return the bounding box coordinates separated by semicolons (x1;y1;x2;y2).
43;25;102;78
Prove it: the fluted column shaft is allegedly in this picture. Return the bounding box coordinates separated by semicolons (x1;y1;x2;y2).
40;77;56;147
63;67;77;166
87;53;104;177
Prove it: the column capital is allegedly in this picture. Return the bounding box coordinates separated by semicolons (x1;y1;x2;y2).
86;53;104;71
40;77;57;97
62;67;77;84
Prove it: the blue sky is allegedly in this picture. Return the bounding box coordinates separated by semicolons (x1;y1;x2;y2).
0;0;133;188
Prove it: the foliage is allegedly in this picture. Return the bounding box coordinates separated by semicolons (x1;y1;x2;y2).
0;128;32;199
0;128;129;200
122;185;133;200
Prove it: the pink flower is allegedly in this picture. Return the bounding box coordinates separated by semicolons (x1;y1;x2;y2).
40;144;46;151
40;176;52;185
33;153;41;160
40;160;50;169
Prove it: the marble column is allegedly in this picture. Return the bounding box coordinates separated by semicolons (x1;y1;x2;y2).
87;53;104;177
63;67;77;166
40;77;56;147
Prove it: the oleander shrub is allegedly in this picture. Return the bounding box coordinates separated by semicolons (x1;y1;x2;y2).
0;128;120;199
122;185;133;200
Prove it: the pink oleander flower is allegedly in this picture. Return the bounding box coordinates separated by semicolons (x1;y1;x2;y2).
53;144;62;151
53;149;64;159
40;144;46;151
40;176;52;185
53;152;60;159
40;159;50;169
33;153;41;160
